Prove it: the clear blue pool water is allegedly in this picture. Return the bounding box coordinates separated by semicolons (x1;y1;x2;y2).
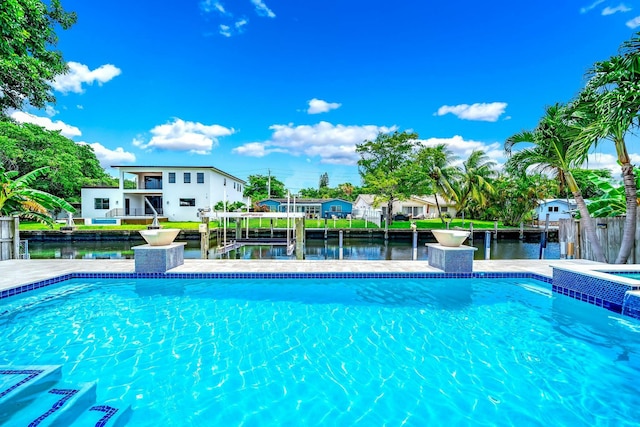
610;272;640;280
1;277;639;426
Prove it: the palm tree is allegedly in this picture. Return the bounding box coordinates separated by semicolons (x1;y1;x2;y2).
505;104;607;263
455;149;497;217
568;38;639;264
0;167;75;225
413;144;460;223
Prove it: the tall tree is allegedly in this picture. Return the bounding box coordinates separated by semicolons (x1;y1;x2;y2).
0;121;111;202
569;34;640;264
505;103;607;263
319;172;329;189
356;131;417;226
412;144;459;223
0;0;77;114
243;174;286;202
487;173;557;226
0;166;75;225
455;149;497;218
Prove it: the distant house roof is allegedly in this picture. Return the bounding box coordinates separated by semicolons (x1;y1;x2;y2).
538;198;579;206
354;194;376;205
258;198;352;204
355;194;455;207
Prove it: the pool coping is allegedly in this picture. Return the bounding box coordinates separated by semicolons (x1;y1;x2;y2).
0;258;607;298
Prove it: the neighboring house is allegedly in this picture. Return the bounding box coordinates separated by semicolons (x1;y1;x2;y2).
257;198;353;219
81;166;246;222
353;194;457;219
536;199;578;223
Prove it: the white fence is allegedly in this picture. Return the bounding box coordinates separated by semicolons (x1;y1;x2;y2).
352;208;382;228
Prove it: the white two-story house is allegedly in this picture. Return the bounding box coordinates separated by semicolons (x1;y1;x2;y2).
81;166;247;222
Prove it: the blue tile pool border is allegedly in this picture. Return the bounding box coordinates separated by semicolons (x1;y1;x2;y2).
0;271;552;302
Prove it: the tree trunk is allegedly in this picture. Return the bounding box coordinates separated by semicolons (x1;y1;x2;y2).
565;172;607;263
387;199;393;227
434;193;445;224
572;192;607;263
614;162;637;264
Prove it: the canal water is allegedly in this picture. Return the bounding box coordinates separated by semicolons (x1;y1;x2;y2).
27;238;560;260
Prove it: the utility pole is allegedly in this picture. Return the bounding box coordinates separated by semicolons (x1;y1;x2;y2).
268;169;271;198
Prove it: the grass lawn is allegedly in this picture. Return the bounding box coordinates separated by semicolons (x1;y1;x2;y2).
20;218;514;231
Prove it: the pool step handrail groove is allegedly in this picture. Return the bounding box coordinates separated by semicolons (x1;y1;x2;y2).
0;365;132;426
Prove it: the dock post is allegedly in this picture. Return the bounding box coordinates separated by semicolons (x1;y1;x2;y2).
200;215;210;259
493;220;498;235
412;229;418;261
519;222;524;240
484;231;491;260
469;222;474;241
324;218;328;240
339;230;344;260
295;217;305;260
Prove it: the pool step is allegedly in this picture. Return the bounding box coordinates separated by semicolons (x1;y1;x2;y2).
4;381;96;426
70;403;133;427
0;365;62;422
0;365;132;426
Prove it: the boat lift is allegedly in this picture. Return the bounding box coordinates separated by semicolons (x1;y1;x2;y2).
205;211;306;259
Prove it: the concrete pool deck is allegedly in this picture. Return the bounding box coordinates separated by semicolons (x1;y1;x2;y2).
0;258;606;292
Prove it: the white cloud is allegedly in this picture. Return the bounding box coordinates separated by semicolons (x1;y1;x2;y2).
232;121;397;165
44;105;58;117
580;0;605;13
307;98;342;114
585;152;640;177
236;19;248;29
603;4;631;15
627;16;640;27
134;118;235;155
435;102;507;122
251;0;275;17
200;0;226;14
77;142;136;168
51;62;122;94
220;24;231;37
9;111;81;138
418;135;505;166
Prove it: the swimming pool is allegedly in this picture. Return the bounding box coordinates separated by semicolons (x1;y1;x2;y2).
608;272;640;280
1;275;639;425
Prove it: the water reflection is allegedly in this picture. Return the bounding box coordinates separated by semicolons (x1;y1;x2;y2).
28;238;560;260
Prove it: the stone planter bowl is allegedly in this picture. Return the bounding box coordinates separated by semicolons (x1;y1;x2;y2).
138;228;181;246
431;229;470;247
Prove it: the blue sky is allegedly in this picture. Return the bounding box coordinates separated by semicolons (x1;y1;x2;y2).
11;0;640;191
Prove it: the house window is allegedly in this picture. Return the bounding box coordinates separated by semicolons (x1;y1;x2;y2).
224;178;227;186
233;182;236;189
180;198;196;207
168;172;176;183
184;172;191;184
548;206;559;212
144;176;162;189
197;173;204;184
94;198;110;210
440;207;448;213
330;205;342;212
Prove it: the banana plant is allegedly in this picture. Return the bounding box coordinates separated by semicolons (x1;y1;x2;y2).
0;166;75;225
585;168;640;218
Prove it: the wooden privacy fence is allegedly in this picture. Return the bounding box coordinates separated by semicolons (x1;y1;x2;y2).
0;216;20;261
559;210;640;264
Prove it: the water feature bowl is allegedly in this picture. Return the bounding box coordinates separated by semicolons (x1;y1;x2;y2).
138;228;181;246
431;229;470;247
